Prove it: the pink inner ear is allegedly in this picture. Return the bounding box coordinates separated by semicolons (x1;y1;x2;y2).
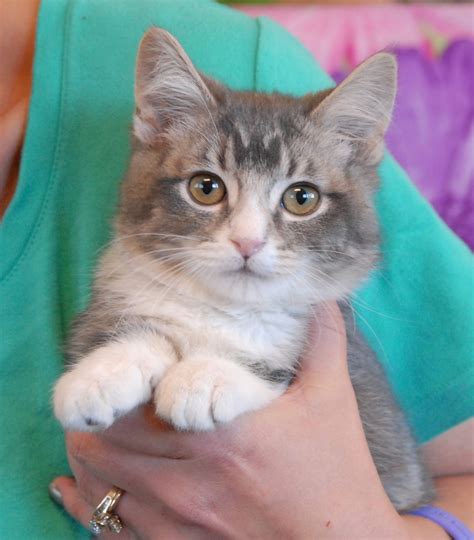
133;111;159;145
134;27;216;144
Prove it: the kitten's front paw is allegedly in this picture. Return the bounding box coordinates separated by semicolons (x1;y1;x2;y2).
53;346;154;431
154;359;284;431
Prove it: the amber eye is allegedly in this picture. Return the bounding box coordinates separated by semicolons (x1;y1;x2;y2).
282;184;320;216
188;173;226;205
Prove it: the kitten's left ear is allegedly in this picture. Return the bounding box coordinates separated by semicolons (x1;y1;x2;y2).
133;27;218;144
312;53;397;164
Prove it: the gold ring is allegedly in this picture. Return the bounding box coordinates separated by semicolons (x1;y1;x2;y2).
89;486;124;535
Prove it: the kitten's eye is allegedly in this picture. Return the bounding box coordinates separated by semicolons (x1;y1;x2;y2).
282;184;320;216
188;173;226;205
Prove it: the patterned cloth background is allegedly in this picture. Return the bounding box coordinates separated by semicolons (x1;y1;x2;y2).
238;5;474;249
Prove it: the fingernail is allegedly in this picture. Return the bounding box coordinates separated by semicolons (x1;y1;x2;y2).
48;483;63;507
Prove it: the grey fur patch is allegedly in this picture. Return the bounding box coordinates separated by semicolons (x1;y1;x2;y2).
340;302;434;509
287;155;297;178
247;365;295;385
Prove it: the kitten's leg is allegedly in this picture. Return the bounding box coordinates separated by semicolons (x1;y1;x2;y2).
154;356;286;431
54;335;177;431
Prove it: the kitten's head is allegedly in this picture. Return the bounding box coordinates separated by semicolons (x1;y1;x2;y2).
117;28;396;308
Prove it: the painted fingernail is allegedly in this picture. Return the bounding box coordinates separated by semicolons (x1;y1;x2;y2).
48;483;63;507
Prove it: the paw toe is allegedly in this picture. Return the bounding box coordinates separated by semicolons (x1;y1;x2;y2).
211;387;236;424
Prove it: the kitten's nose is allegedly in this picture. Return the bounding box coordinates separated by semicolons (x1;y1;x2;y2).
230;237;265;258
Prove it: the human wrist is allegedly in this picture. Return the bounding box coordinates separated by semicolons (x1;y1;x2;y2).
401;514;451;540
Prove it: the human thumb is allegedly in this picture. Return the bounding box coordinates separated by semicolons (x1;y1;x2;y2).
290;301;348;391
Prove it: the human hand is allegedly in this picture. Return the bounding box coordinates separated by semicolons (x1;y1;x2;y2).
51;302;408;539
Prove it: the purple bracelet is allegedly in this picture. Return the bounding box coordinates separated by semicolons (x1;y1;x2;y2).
409;506;474;540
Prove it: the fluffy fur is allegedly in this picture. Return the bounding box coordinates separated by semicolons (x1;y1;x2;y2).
54;28;433;510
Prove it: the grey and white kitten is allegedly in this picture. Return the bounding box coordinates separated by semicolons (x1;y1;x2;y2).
54;28;433;510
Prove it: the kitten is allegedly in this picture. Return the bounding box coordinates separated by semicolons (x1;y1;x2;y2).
54;28;433;510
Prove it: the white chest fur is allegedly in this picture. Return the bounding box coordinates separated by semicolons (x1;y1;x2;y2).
125;287;306;370
101;249;308;372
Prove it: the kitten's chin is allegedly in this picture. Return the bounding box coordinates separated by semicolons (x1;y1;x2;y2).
206;262;365;309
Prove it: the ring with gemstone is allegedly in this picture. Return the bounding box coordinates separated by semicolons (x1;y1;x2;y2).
89;486;124;535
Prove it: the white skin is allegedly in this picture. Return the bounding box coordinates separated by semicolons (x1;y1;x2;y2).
1;5;472;539
52;304;473;540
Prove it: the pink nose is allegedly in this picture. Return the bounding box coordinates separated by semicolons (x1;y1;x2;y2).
230;237;265;258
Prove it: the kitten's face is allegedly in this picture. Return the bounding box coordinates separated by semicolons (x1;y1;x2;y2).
117;29;396;307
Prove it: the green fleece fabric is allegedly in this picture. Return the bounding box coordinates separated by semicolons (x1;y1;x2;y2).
0;0;472;537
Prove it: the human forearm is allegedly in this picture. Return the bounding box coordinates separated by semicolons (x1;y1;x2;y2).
401;475;474;539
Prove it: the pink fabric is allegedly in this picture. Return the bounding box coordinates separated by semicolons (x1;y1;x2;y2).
238;5;474;72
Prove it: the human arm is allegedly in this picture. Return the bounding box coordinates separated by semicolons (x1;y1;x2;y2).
401;420;474;538
56;430;474;540
398;416;474;537
51;302;473;539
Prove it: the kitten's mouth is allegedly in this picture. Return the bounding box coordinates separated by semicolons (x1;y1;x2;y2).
239;266;255;275
230;262;268;279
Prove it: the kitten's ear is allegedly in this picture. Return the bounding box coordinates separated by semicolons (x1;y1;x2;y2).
312;53;397;164
134;27;216;143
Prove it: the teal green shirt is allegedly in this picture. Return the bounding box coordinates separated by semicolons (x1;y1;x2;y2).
0;1;472;537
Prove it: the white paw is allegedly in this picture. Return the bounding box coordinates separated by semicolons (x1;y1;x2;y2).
154;358;284;431
54;338;174;431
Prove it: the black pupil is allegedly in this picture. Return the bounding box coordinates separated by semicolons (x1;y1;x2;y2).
296;188;309;205
201;178;216;195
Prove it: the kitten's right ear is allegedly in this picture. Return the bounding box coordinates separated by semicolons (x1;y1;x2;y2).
134;27;216;144
311;53;397;165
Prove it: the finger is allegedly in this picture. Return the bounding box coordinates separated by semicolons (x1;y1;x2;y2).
100;404;224;460
66;431;221;533
70;460;127;516
53;473;208;540
67;431;168;497
50;476;137;540
287;301;349;395
66;431;197;509
69;461;169;537
101;405;191;457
